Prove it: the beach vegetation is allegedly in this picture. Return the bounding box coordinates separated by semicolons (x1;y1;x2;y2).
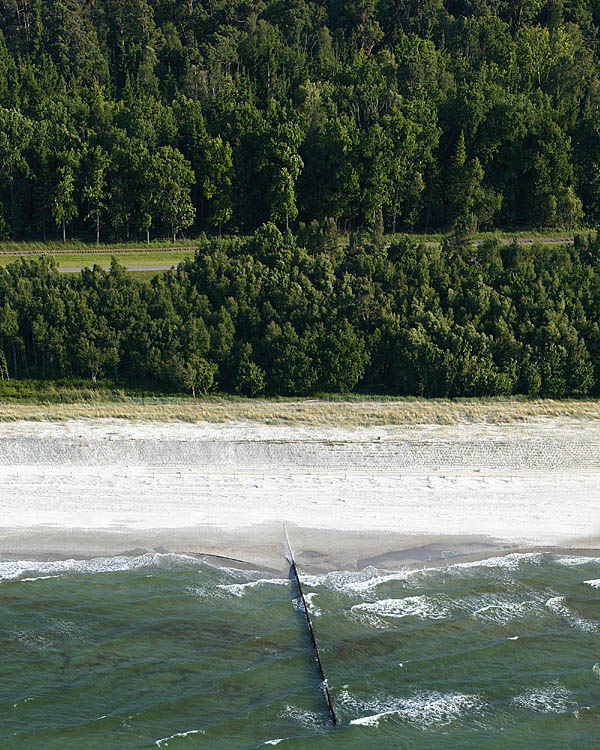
1;390;599;426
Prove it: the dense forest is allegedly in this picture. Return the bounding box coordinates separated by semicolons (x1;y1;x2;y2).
1;1;600;241
1;229;600;397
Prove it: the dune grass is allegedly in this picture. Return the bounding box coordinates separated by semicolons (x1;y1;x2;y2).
1;392;599;426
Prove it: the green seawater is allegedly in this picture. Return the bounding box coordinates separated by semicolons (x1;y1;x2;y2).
1;553;599;749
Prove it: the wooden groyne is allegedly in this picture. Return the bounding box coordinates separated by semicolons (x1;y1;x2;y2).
283;524;338;726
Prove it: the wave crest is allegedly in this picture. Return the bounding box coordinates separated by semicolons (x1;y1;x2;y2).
0;553;204;582
513;683;575;714
346;689;485;729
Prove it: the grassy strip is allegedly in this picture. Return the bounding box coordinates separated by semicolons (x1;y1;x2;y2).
0;238;202;253
0;382;599;424
0;251;194;268
0;230;591;280
0;228;593;256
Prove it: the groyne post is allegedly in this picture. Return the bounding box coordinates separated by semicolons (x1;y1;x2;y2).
283;524;338;726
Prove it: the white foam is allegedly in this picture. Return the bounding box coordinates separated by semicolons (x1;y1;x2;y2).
346;553;545;600
554;555;600;567
301;566;389;592
280;704;323;729
584;578;600;589
0;553;200;582
513;683;575;713
343;569;419;595
186;585;215;599
472;597;542;624
261;740;285;746
302;592;322;617
304;554;544;597
545;596;598;632
593;664;600;678
352;595;449;624
196;559;265;579
348;691;485;729
10;631;53;650
217;578;288;597
48;618;84;638
343;571;550;630
454;552;543;572
155;729;205;746
350;711;391;726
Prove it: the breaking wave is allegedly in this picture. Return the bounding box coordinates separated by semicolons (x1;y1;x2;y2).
512;683;576;714
545;596;598;633
155;729;205;747
584;578;600;589
0;553;202;582
342;689;485;729
352;595;449;624
217;578;289;597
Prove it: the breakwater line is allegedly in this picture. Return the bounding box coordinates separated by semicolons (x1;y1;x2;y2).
284;524;338;726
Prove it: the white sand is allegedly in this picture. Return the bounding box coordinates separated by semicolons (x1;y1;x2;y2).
1;417;599;568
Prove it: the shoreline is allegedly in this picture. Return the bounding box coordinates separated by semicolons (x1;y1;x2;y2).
0;526;520;574
2;527;600;575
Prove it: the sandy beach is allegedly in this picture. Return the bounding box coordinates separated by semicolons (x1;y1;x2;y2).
1;413;599;571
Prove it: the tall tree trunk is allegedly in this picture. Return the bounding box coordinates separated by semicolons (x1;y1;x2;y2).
96;214;100;246
62;219;66;243
146;228;150;245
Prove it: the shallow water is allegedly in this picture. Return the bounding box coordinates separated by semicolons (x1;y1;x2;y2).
1;553;599;749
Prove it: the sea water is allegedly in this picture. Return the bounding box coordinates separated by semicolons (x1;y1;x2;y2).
1;552;599;749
